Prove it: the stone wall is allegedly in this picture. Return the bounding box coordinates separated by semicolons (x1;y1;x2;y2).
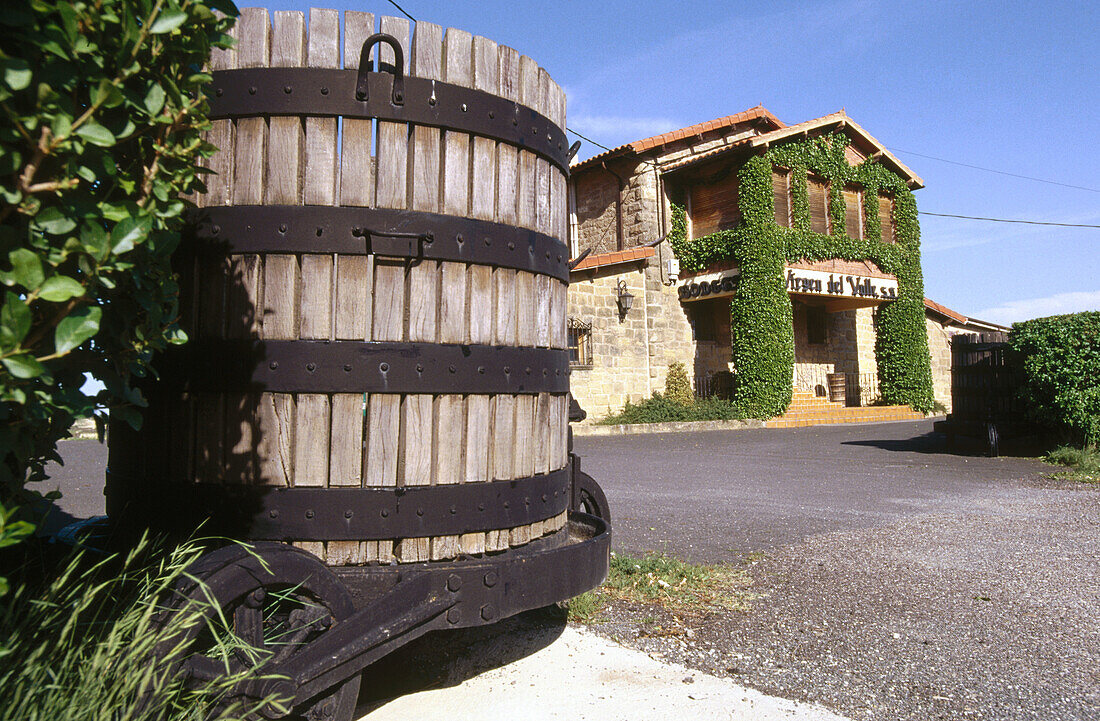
791;301;860;395
926;317;953;412
573;170;619;255
567;250;698;420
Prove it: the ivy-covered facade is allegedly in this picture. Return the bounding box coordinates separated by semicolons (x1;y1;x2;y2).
567;108;948;419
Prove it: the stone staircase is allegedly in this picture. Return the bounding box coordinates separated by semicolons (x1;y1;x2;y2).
765;389;925;429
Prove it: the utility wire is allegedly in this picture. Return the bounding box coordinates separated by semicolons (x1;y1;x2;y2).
889;147;1100;194
566;126;615;153
919;212;1100;228
385;0;416;22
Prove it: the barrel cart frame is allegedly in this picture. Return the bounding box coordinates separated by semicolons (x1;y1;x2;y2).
106;12;610;720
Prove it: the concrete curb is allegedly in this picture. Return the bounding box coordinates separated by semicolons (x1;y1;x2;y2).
572;418;764;436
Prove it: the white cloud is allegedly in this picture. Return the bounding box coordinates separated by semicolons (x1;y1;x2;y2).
975;290;1100;326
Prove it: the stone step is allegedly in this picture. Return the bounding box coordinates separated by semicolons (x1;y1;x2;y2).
765;404;924;429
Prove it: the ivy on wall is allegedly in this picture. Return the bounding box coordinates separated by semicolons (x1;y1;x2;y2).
669;133;934;417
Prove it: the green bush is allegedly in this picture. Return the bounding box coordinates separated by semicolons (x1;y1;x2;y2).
600;392;744;425
0;537;286;721
1010;312;1100;446
664;362;694;405
0;0;237;510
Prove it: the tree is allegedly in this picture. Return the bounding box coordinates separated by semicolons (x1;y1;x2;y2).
0;0;237;515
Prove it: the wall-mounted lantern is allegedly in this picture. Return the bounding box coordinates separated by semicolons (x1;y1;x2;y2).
616;279;634;319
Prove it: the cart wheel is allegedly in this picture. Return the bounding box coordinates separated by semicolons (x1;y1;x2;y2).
164;542;360;721
986;422;1000;458
573;471;611;525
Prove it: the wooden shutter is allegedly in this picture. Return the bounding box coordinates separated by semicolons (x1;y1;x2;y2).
878;194;895;243
772;167;791;227
843;185;862;239
690;173;740;238
808;175;829;234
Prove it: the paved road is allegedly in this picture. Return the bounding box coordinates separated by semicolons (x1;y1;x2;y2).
573;420;1051;561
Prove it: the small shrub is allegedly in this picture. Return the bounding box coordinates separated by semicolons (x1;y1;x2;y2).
1044;445;1100;482
1010;312;1100;446
664;362;694;405
599;392;744;425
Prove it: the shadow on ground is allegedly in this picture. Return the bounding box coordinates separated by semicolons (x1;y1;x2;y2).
355;606;567;717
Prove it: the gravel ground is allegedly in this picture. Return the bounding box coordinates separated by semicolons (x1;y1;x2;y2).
584;477;1100;720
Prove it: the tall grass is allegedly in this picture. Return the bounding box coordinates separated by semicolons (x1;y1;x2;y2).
0;536;287;721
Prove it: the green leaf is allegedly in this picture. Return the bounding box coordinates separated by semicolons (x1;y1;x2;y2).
38;275;85;302
149;9;188;34
80;222;108;255
1;291;32;349
110;216;151;254
2;353;45;379
75;121;114;147
143;83;166;116
1;58;32;91
7;248;44;289
34;207;77;235
54;305;101;354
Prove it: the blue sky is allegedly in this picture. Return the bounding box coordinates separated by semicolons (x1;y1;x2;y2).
256;0;1099;325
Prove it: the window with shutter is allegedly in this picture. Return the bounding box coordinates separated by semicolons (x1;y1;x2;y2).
843;185;862;239
878;194;895;243
808;175;829;234
772;167;791;227
690;173;740;239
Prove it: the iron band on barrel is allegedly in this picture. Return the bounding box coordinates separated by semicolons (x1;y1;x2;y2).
187;205;570;282
207;68;569;174
160;340;571;395
107;468;570;541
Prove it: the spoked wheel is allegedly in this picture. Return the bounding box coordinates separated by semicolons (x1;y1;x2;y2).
165;542;361;721
573;471;611;525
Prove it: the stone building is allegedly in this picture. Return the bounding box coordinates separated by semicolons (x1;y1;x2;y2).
565;107;991;420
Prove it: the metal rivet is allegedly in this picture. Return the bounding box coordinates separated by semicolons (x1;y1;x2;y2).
503;366;511;374
484;571;498;587
424;232;434;244
321;86;329;95
449;365;456;373
525;367;531;375
283;85;292;94
488;110;495;119
524;498;530;507
416;508;424;516
545;252;551;259
558;255;562;262
513;118;518;126
380;362;389;372
461;103;467;112
381;509;389;517
306;362;316;372
481;605;496;621
248;86;257;95
456;234;464;243
508;241;515;250
503;501;510;509
355;91;366;101
543;369;548;376
428;96;437;106
447;608;461;624
447;574;462;592
269;361;279;370
305;510;314;519
556;369;561;375
215;88;224;97
542;494;548;502
394;92;403;102
246;588;266;607
416;364;424;373
343;364;352;372
278;224;287;233
478;366;485;374
344;510;353;519
532;126;537;134
478;503;485;511
316;227;323;237
484;237;491;246
211;225;220;235
269;509;279;518
450;505;457;515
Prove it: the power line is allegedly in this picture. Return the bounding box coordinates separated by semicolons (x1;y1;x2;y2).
919;211;1100;228
566;126;615;153
889;147;1100;194
385;0;416;22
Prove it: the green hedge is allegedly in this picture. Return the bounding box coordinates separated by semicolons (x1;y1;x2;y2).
1010;312;1100;446
669;133;934;418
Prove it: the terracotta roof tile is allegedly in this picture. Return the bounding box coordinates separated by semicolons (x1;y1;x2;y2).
924;297;968;325
570;247;655;272
572;106;785;171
